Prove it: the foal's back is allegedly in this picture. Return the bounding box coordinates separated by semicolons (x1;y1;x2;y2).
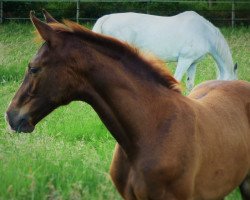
190;80;250;132
190;80;250;103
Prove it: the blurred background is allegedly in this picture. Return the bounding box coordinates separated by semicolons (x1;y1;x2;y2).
1;0;250;27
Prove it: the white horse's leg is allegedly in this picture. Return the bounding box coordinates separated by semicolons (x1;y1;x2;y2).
174;58;194;87
186;63;197;91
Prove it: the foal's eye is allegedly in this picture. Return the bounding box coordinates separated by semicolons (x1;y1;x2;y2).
29;67;40;74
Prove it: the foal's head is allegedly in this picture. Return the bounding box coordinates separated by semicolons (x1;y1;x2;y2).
6;12;89;133
6;11;180;133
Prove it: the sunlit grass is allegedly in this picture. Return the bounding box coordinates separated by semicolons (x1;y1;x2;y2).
1;22;250;199
0;83;120;200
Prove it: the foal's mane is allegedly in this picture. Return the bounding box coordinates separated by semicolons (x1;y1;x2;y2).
37;20;181;93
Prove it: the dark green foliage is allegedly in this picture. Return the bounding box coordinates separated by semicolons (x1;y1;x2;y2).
2;1;250;26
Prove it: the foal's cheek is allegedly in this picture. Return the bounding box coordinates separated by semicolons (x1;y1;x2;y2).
46;87;67;106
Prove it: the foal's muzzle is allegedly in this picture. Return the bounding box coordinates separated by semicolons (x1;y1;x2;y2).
5;110;34;133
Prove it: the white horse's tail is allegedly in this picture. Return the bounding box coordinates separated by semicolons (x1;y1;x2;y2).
209;28;237;80
92;15;110;33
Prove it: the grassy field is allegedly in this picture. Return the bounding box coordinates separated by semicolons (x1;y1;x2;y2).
0;22;250;200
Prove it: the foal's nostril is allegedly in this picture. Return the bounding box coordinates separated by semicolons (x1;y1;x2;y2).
16;117;29;133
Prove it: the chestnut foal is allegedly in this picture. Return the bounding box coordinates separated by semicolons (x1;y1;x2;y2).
6;11;250;200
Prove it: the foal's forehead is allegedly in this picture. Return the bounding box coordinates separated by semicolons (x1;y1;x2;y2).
30;43;50;65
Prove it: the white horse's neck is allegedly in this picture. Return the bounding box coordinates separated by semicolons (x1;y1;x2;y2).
210;30;236;80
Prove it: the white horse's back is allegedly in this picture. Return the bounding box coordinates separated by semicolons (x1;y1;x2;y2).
93;11;237;90
93;12;194;60
93;12;215;60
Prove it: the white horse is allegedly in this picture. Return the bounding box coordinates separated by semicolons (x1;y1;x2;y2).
93;11;237;90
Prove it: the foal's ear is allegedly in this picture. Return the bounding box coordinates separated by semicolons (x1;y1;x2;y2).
30;11;57;44
42;9;59;23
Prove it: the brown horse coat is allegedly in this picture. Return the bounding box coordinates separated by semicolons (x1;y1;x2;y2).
6;11;250;200
111;80;250;200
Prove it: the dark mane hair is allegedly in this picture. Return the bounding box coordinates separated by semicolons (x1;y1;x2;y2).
36;20;181;93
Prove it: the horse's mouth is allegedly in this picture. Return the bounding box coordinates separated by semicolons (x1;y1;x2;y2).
5;112;35;133
16;119;35;133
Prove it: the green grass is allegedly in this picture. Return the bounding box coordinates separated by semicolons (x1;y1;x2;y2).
1;22;250;199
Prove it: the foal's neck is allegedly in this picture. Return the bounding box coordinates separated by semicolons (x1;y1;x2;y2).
78;39;179;159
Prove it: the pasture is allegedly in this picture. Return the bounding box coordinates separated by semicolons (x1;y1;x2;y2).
0;22;250;200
